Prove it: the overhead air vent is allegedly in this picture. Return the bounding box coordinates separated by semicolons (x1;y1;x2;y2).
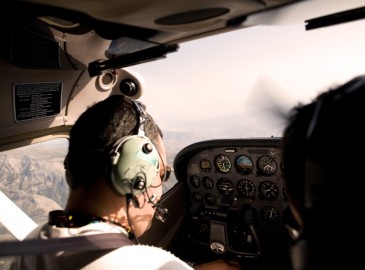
155;8;230;25
11;26;60;69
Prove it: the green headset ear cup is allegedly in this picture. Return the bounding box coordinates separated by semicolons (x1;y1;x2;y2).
110;135;160;195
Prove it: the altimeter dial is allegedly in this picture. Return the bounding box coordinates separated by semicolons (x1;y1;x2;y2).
257;155;277;176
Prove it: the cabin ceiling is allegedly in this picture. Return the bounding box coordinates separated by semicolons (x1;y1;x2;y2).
5;0;304;44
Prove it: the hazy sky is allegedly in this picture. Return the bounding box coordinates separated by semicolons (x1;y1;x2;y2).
133;17;365;134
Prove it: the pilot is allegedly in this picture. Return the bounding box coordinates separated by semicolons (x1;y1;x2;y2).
10;95;239;270
281;75;365;270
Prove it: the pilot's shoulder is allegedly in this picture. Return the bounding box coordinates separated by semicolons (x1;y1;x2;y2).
87;244;194;270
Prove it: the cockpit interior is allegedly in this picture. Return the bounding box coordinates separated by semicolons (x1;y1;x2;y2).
1;0;365;269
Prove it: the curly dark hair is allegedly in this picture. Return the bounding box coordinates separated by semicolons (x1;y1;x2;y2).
65;95;162;188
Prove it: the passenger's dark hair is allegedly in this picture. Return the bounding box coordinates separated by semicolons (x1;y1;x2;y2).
282;75;365;268
65;95;161;188
281;102;313;212
282;75;365;213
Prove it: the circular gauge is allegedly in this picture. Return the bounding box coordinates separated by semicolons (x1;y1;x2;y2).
237;179;256;198
204;193;216;205
235;155;253;175
200;159;212;171
189;175;201;188
192;192;202;202
257;155;277;176
216;178;234;195
202;176;214;189
215;154;232;173
261;206;281;225
258;180;279;201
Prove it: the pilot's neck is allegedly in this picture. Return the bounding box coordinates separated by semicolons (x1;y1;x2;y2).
64;179;129;229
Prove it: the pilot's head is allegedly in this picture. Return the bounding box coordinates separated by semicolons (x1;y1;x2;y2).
65;95;164;187
282;75;365;269
64;94;168;237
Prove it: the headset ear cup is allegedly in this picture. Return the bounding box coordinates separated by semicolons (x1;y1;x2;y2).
110;135;160;196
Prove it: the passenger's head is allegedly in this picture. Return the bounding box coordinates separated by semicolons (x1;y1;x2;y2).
65;94;165;190
283;75;365;222
282;75;365;268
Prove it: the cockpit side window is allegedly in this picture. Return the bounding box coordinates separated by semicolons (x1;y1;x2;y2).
0;138;68;269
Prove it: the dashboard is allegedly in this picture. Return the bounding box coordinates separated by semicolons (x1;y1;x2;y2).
172;138;291;268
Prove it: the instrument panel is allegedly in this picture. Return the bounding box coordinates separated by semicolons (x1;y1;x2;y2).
187;146;287;226
173;138;289;259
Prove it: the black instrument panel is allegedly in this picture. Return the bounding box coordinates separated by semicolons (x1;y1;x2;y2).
173;138;290;263
186;145;287;228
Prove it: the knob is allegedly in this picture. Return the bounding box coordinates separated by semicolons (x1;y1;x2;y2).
142;143;153;154
120;79;138;96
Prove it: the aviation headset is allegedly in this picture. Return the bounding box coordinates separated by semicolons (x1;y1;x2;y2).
65;98;160;198
289;76;365;270
109;100;160;197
